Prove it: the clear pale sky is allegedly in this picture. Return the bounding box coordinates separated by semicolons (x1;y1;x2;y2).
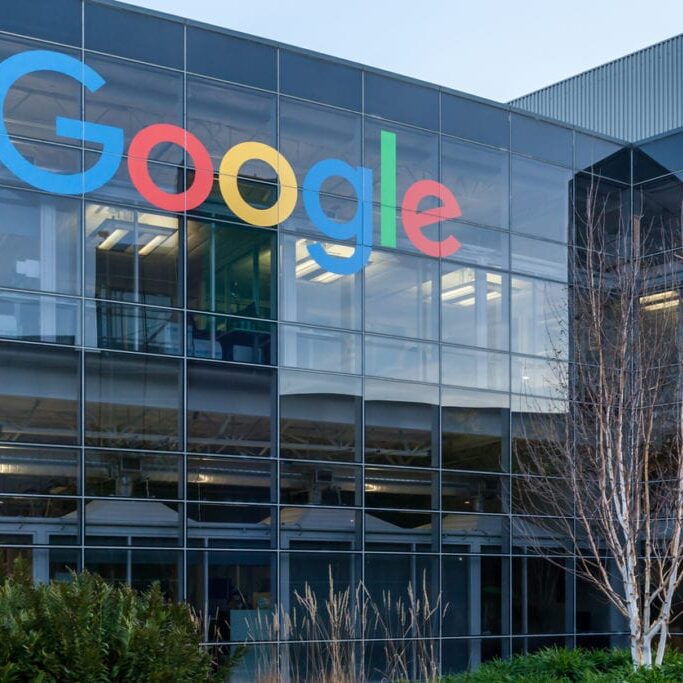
131;0;683;102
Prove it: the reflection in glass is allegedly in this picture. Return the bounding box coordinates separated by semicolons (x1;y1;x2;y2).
85;204;181;306
441;264;508;350
280;324;361;374
365;250;439;340
280;369;361;462
442;472;504;513
364;467;435;510
280;461;360;507
511;235;567;282
85;351;181;450
511;157;571;242
187;361;274;456
0;446;78;496
365;335;439;383
441;221;509;271
187;504;275;549
0;342;79;445
442;346;509;393
187;456;274;503
511;277;567;358
0;187;81;295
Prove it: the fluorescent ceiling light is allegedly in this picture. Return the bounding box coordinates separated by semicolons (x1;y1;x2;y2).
138;234;167;256
97;228;128;251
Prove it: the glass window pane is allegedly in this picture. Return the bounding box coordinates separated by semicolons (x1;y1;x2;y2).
364;467;435;510
365;510;437;552
85;204;181;306
280;234;362;330
85;301;181;355
187;456;274;503
187;504;275;550
0;0;81;45
0;187;80;295
280;369;361;463
441;264;508;351
0;446;78;495
364;73;439;130
280;98;361;197
187;27;277;90
365;335;439;384
0;290;80;345
442;346;509;393
280;324;361;374
442;471;504;513
574;133;628;181
85;351;182;450
186;77;276;173
441;138;509;229
441;221;509;270
365;250;439;340
511;235;567;281
442;387;509;472
187;219;275;319
280;51;361;110
511;355;568;399
0;497;79;545
511;156;571;242
511;115;572;167
85;450;181;500
511;276;567;358
441;94;509;148
187;361;274;457
188;313;276;365
280;461;361;507
0;342;79;445
282;507;362;550
84;55;183;165
85;4;183;69
364;378;438;468
636;175;683;255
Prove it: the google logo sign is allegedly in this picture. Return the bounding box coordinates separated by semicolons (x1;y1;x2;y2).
0;50;463;276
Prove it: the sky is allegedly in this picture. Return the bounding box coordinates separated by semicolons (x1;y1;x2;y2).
129;0;683;102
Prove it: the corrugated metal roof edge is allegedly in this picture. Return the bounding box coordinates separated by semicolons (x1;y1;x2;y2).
509;32;683;105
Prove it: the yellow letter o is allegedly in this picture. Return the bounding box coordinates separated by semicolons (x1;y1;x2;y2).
219;142;297;227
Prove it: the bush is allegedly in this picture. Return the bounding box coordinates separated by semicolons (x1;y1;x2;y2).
444;647;683;682
0;559;231;682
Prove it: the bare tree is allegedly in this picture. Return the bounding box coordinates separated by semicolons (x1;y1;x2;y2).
514;177;683;668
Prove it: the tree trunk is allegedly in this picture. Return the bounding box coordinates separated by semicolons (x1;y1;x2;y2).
655;624;669;667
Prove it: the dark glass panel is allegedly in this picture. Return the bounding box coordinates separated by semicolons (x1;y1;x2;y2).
0;0;81;45
442;388;509;472
442;512;510;555
280;369;361;463
511;156;572;242
442;472;504;513
364;73;439;130
186;76;276;172
636;130;683;181
188;550;275;643
0;290;80;345
364;467;435;510
85;548;181;599
188;313;276;365
442;94;509;148
511;114;572;167
441;264;509;351
0;496;78;545
280;460;360;507
442;556;507;636
187;28;277;90
280;51;362;110
0;187;80;295
512;557;570;635
365;249;439;340
84;498;182;548
279;98;361;196
0;342;79;445
85;450;181;500
187;504;275;549
85;4;183;69
441;138;509;229
635;174;683;255
0;35;80;144
187;456;274;504
187;219;276;319
364;119;439;208
85;203;181;307
574;133;629;182
0;446;78;495
84;55;183;164
84;351;182;451
85;301;182;355
364;509;437;552
187;361;274;457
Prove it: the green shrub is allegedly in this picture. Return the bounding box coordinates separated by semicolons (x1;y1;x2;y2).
0;559;233;682
443;646;683;682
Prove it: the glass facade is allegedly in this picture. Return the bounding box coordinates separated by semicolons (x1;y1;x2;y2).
2;0;677;677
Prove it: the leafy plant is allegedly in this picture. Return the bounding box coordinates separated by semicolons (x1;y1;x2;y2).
0;558;234;682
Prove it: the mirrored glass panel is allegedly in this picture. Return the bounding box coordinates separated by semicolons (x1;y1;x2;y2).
280;324;361;374
364;335;439;384
442;346;509;393
0;446;78;496
280;461;361;507
187;456;274;503
442;472;505;513
511;235;567;281
364;467;436;511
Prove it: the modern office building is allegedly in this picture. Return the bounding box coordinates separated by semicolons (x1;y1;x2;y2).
0;0;682;678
